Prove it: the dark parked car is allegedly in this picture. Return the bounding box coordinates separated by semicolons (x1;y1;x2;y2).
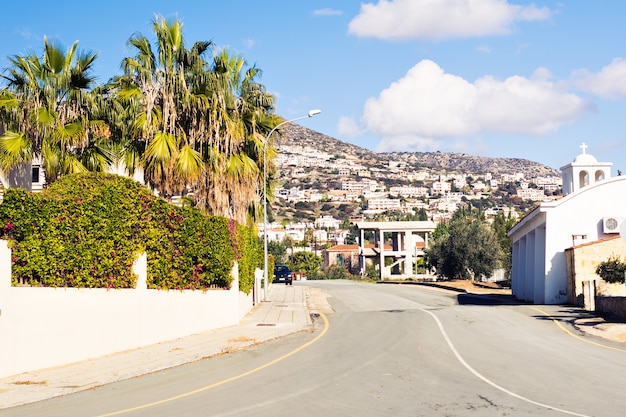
273;264;293;285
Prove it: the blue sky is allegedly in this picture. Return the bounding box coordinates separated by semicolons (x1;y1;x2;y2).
2;1;626;173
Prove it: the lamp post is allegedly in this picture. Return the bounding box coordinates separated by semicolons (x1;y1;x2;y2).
263;109;321;301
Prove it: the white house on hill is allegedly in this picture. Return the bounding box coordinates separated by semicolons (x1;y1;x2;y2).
508;144;626;304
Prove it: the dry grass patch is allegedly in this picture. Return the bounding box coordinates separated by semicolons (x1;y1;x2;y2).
13;380;47;386
229;336;256;343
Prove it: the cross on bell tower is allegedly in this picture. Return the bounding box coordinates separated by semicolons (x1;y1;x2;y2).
560;143;612;195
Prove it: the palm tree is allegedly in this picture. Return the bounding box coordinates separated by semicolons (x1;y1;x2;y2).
193;49;277;224
109;15;276;224
0;37;110;185
108;15;210;200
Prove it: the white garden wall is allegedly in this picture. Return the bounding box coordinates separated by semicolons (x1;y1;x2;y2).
0;241;257;378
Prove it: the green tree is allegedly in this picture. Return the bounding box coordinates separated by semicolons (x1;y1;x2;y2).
491;212;517;277
344;222;358;245
416;207;429;221
289;251;322;277
427;214;501;281
0;37;110;184
268;239;288;264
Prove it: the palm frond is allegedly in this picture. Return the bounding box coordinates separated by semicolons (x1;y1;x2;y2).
175;144;203;180
0;131;33;170
145;131;177;164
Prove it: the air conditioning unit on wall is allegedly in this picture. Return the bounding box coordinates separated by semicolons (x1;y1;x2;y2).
603;216;624;234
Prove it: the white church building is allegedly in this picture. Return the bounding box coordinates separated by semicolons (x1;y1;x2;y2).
508;143;626;304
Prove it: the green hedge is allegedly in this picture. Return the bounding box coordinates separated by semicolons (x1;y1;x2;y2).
0;172;261;292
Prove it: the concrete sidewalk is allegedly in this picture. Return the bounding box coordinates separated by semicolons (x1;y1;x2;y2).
0;283;317;410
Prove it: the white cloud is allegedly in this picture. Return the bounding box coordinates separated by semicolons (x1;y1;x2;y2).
313;8;343;17
362;60;590;151
570;58;626;100
337;116;363;136
348;0;553;41
363;61;478;137
16;26;35;40
242;38;256;49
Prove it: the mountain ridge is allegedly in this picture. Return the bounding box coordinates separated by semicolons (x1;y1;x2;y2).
281;124;560;178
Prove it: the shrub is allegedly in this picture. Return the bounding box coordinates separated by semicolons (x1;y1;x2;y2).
288;251;322;277
0;173;261;292
0;175;150;288
595;255;626;284
232;222;263;294
323;264;352;280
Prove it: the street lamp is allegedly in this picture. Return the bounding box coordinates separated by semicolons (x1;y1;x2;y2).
263;109;321;301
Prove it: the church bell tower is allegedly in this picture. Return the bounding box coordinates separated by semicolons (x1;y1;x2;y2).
560;143;612;196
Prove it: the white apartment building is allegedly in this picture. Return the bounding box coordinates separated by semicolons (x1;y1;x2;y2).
367;198;401;211
516;188;547;201
407;171;429;181
431;181;452;194
280;187;305;202
432;200;458;213
389;186;429;197
531;176;563;192
286;221;314;231
258;222;286;242
471;181;488;191
315;215;342;230
328;229;350;245
342;179;379;194
327;190;360;202
311;229;328;243
502;172;526;182
403;200;429;211
484;206;518;219
362;191;387;199
542;184;559;192
441;192;464;202
308;191;324;202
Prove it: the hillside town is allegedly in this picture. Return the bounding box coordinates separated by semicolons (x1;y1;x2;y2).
259;130;564;258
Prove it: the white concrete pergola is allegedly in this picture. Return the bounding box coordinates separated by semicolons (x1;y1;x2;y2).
356;221;436;280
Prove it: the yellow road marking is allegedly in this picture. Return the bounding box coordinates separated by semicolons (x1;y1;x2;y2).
96;313;330;417
530;307;626;353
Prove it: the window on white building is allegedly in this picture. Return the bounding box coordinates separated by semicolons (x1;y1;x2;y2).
595;170;605;181
31;166;40;183
579;170;589;187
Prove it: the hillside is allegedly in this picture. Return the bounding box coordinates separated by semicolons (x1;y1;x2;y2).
281;124;383;165
281;124;559;177
272;123;560;223
384;151;560;178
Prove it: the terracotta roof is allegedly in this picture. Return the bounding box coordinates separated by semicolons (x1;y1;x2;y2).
325;243;393;251
570;234;622;249
326;244;358;252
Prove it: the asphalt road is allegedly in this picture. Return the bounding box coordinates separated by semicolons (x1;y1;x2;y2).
7;280;626;417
